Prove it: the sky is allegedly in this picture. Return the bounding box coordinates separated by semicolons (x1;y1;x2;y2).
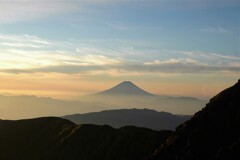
0;0;239;100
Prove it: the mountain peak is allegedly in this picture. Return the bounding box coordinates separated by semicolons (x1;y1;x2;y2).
121;81;132;83
119;81;134;85
95;81;154;96
116;81;136;87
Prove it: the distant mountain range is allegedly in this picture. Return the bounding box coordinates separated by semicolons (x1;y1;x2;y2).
0;81;206;119
63;108;191;130
0;80;239;159
0;117;172;160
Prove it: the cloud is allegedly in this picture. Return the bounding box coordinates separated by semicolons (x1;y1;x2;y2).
141;60;240;74
144;58;198;65
78;55;122;65
1;59;240;75
1;42;42;48
0;34;239;76
162;50;240;63
0;34;51;46
0;34;123;70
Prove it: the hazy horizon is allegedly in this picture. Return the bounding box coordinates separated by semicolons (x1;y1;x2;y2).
0;79;237;100
0;81;208;119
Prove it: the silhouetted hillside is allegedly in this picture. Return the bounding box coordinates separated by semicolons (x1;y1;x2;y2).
149;80;240;160
0;117;172;160
63;109;191;130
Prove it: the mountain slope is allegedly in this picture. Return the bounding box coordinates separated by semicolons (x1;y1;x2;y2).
149;80;240;160
95;81;154;96
0;117;172;160
63;109;191;130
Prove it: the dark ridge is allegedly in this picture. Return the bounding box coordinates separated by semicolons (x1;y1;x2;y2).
63;108;191;131
148;80;240;160
0;117;172;160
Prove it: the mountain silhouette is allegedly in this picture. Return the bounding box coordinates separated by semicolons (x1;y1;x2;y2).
0;117;172;160
95;81;155;96
63;108;191;130
148;79;240;160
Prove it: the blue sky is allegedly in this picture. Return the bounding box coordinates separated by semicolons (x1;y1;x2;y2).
0;0;239;99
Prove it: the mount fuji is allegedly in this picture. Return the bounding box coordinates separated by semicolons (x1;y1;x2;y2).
95;81;155;96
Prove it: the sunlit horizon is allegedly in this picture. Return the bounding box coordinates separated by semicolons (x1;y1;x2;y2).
0;79;237;100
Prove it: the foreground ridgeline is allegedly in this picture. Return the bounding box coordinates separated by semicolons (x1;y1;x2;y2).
149;80;240;160
0;117;171;160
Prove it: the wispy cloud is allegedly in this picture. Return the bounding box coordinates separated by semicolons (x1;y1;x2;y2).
1;42;42;48
144;58;198;65
0;34;239;76
1;60;240;75
0;34;51;46
162;50;240;62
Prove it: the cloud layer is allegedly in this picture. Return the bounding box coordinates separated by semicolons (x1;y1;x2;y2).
0;34;239;76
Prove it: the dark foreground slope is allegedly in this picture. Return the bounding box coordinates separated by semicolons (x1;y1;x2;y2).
63;109;191;130
149;80;240;160
0;117;172;160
